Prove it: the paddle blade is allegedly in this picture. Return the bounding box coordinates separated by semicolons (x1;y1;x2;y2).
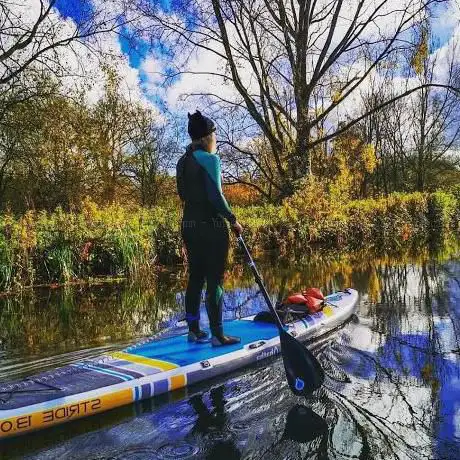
283;405;328;443
280;329;325;395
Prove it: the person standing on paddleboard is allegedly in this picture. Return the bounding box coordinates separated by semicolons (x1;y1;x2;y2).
177;110;243;346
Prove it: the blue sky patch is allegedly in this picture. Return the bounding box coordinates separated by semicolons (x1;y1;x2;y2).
55;0;94;24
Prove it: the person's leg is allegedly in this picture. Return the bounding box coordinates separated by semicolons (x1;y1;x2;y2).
204;220;240;346
182;225;206;338
205;275;224;337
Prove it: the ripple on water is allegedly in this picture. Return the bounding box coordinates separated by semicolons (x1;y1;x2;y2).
102;442;201;460
207;431;233;443
228;420;251;433
3;253;460;460
107;447;158;460
154;442;201;459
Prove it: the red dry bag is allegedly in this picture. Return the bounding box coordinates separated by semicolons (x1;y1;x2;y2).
285;292;323;314
302;287;325;301
304;295;323;313
286;293;308;304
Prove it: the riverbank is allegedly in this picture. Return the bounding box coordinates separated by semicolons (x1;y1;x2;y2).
1;190;459;292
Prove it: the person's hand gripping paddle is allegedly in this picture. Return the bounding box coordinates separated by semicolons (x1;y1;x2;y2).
237;235;325;395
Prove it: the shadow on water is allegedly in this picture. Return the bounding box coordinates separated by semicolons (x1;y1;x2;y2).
1;241;460;459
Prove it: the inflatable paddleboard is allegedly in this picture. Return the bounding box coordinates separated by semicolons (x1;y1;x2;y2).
0;289;358;438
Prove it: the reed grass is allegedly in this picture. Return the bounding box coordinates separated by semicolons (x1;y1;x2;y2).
0;190;459;292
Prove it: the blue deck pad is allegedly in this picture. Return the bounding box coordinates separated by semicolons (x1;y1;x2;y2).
131;320;280;366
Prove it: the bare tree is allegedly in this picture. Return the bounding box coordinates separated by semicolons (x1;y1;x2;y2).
0;0;132;87
125;112;179;207
410;35;460;191
358;25;460;193
134;0;460;199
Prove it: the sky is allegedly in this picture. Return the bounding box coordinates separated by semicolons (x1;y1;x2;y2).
37;0;460;139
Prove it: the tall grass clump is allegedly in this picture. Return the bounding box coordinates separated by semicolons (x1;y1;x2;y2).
343;193;429;250
0;199;181;291
0;218;14;290
450;184;460;232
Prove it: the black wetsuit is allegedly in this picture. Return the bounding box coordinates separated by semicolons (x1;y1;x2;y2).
176;144;236;337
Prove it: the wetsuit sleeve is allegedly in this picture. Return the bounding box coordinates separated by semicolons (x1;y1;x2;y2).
195;153;237;224
176;155;186;201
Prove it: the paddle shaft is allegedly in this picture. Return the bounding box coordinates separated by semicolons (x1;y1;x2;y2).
237;235;285;331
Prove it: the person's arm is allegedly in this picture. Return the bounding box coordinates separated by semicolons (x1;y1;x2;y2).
195;152;237;224
176;154;186;202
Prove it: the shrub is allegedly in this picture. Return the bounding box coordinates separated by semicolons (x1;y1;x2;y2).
427;192;457;238
0;190;458;292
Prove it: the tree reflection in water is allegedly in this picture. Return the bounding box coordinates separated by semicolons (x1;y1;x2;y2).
0;242;459;459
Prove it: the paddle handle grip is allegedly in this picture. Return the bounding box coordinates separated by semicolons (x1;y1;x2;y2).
236;236;285;330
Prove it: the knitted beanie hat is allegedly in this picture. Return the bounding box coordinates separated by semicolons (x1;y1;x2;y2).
187;110;216;140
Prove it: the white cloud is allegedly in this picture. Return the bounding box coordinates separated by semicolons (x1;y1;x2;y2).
140;54;164;94
163;46;242;113
54;10;156;111
432;17;460;83
431;0;460;45
1;0;160;114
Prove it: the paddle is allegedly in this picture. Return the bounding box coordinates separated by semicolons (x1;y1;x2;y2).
236;235;325;395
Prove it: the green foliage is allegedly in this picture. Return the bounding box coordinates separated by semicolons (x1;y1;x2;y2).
448;184;460;228
0;68;177;213
234;204;293;253
243;191;456;253
326;131;378;201
0;191;459;292
343;193;429;250
427;191;458;236
150;206;182;265
0;200;180;290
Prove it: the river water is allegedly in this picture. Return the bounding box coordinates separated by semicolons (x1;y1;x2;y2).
0;244;459;459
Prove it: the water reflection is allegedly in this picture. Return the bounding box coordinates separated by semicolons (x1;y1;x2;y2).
0;275;183;381
0;242;459;459
189;386;242;460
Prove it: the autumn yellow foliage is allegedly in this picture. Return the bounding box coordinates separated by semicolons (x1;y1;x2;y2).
328;131;378;202
223;183;262;206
